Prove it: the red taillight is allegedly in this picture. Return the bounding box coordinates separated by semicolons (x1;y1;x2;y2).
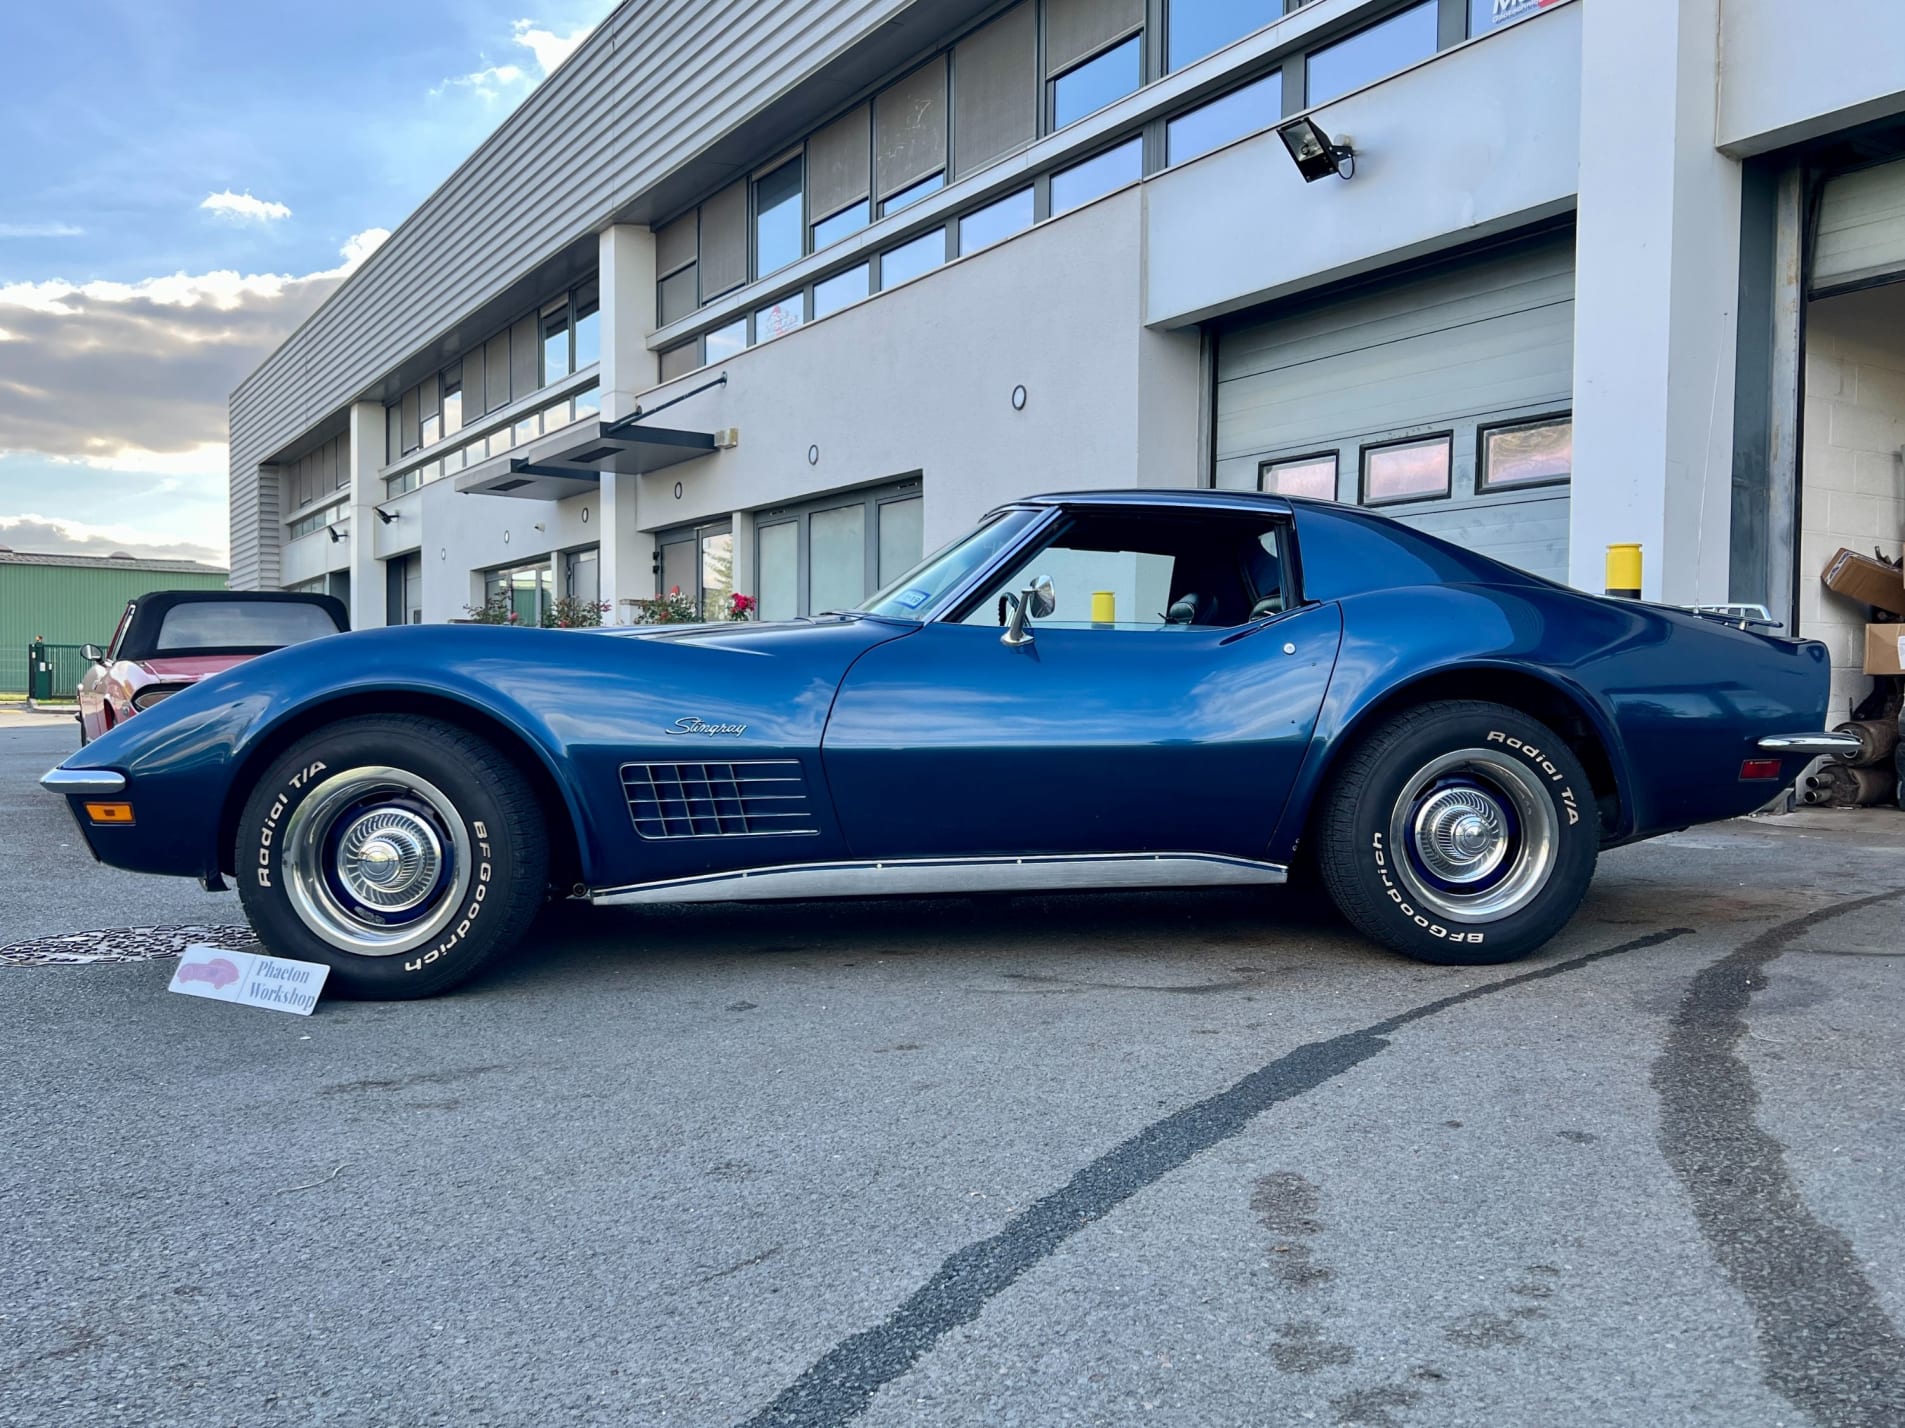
1741;758;1783;781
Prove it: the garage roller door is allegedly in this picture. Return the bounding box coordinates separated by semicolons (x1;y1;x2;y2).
1812;156;1905;295
1213;230;1575;582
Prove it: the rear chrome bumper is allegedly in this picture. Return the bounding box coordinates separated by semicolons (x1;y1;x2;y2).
40;768;127;796
1756;732;1863;757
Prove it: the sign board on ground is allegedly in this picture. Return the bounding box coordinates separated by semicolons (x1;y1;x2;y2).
168;946;330;1016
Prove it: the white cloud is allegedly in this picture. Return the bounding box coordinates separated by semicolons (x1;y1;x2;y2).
0;513;225;565
510;18;592;76
200;190;293;223
430;14;599;100
339;227;391;270
0;222;84;239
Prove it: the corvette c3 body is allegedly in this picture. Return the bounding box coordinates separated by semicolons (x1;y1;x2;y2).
42;491;1853;997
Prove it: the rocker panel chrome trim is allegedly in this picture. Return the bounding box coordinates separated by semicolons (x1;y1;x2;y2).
588;851;1288;906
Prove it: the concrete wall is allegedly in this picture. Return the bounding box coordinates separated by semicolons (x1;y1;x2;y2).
1143;3;1581;328
1801;286;1905;719
1719;0;1905;155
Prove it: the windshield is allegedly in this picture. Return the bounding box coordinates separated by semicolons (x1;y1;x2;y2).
857;508;1042;619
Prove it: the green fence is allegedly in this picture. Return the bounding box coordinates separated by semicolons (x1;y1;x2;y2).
23;641;90;702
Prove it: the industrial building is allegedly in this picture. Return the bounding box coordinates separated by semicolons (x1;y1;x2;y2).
0;550;227;695
231;0;1905;714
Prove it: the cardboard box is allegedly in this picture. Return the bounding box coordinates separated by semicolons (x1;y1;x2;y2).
1864;623;1905;676
1822;548;1905;618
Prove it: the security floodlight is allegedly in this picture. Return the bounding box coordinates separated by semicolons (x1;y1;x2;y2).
375;507;399;525
1278;117;1354;182
327;525;343;543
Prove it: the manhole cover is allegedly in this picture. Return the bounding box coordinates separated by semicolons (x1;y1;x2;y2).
0;925;257;967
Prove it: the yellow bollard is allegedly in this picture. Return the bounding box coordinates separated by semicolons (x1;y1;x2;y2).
1605;544;1642;599
1091;590;1117;625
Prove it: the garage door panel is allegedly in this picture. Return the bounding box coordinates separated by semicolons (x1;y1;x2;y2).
1218;235;1576;383
1215;230;1575;582
1217;303;1574;457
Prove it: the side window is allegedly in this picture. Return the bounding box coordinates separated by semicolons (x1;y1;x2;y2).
106;603;137;661
958;512;1286;631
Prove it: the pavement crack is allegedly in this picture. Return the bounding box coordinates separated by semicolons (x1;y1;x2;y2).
733;927;1690;1428
1650;888;1905;1428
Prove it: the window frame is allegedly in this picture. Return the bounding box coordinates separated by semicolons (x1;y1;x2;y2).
1476;410;1573;494
746;477;924;620
1358;431;1455;507
1258;449;1340;501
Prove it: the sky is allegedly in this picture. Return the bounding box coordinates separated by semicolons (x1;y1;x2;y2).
0;0;619;566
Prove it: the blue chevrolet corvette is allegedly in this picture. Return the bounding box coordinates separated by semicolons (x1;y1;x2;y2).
42;491;1853;997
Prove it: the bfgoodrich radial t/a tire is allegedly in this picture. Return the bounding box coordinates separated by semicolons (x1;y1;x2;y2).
236;715;548;998
1316;700;1598;966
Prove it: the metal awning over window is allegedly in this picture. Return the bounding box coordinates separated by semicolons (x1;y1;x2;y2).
457;374;728;501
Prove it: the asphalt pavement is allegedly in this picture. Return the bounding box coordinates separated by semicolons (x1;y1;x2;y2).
3;714;1903;1428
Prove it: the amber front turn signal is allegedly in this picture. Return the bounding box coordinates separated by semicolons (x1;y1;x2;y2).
83;802;135;825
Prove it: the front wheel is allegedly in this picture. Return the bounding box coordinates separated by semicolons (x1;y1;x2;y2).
1315;700;1599;966
236;715;548;998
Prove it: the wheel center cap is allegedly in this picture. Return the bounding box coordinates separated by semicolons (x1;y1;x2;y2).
335;808;443;911
1413;787;1510;886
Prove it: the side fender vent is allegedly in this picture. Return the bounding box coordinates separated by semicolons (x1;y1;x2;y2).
620;760;818;839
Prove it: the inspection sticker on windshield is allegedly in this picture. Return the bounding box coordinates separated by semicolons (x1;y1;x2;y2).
893;588;932;610
168;946;330;1016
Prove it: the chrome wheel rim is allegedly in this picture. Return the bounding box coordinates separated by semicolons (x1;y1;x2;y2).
1386;749;1557;924
281;766;471;956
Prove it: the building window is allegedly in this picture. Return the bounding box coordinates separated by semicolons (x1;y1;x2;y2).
542;300;573;384
958;188;1034;255
1052;34;1143;129
564;546;600;606
1470;0;1549;36
660;340;700;381
879;230;945;290
1167;0;1278;71
813;263;871;318
1361;434;1452;505
484;560;552;625
656;521;734;620
813;200;871;250
1480;415;1571;491
749;479;924;619
1306;1;1438;105
881;172;943;218
1166;70;1281;165
574;280;600;369
287;499;348;542
441;363;464;438
755;290;805;342
1260;452;1338;500
1051;138;1143;215
706;317;747;365
755;158;804;278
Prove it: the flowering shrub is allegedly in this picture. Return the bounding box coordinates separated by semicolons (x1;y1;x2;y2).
625;587;704;624
541;597;611;629
462;596;524;625
727;593;756;622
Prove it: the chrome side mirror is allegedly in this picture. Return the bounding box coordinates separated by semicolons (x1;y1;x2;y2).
1000;574;1056;647
81;643;106;665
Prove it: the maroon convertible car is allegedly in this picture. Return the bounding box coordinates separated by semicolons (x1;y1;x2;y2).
77;590;348;745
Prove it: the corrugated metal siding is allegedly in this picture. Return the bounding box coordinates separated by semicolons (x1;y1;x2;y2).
0;565;227;692
228;0;926;589
1215;231;1577;582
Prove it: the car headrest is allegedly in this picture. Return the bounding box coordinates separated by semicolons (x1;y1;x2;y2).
1165;593;1208;626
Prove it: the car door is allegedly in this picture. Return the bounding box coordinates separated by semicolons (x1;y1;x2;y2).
79;602;136;741
820;508;1342;861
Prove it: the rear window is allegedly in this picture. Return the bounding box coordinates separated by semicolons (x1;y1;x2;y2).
154;601;342;653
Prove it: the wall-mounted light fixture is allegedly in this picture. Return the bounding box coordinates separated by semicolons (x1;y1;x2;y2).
326;525;343;543
375;508;398;525
1277;117;1355;182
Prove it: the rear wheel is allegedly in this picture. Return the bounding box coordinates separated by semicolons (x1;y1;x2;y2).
1316;701;1598;965
236;715;548;998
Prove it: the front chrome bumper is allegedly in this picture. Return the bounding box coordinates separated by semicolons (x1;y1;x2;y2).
1756;732;1863;757
40;767;127;796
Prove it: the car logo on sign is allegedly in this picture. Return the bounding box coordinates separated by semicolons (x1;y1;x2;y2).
668;717;748;737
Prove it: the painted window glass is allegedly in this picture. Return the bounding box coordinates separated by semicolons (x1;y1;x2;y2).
1362;434;1452;504
757;521;800;622
1306;1;1437;105
1261;453;1338;500
878;496;925;585
755;291;805;342
1481;417;1572;489
1166;71;1281;164
1052;35;1142;128
1470;0;1557;36
810;504;868;613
